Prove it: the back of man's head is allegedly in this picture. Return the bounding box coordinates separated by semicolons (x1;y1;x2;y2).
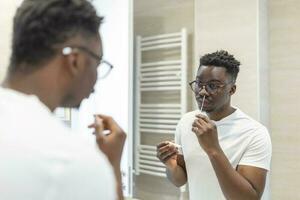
9;0;103;74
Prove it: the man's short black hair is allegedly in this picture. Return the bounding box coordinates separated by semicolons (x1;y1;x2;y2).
9;0;103;74
199;50;240;81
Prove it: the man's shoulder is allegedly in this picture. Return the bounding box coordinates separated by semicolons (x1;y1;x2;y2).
0;87;101;161
234;108;269;135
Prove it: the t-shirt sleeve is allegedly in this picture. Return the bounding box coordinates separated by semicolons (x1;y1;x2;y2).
238;127;272;170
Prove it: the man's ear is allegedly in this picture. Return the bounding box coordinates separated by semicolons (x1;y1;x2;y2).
230;84;236;95
64;51;81;77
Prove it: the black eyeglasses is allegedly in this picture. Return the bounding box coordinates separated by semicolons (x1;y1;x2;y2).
62;46;113;79
189;80;233;94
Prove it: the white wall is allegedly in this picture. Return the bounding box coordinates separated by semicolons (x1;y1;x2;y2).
269;0;300;198
195;0;260;120
71;0;133;197
0;1;19;82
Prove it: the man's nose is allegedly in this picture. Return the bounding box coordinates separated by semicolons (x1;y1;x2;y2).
198;85;209;96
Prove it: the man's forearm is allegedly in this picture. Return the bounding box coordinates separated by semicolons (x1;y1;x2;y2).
166;165;187;187
208;150;260;200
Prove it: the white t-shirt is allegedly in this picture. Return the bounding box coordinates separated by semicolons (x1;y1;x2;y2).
0;87;116;200
175;108;272;200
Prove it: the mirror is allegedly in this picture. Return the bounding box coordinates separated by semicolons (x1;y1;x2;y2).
132;0;300;199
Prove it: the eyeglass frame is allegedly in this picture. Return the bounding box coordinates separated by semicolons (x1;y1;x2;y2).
189;79;234;94
62;46;113;79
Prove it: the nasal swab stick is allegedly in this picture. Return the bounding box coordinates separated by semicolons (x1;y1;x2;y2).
200;95;206;112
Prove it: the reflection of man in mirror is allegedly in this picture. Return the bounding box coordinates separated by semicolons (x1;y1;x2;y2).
0;0;125;200
157;50;272;200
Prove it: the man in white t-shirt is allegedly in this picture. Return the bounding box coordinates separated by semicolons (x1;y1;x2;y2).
0;0;126;200
157;50;272;200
